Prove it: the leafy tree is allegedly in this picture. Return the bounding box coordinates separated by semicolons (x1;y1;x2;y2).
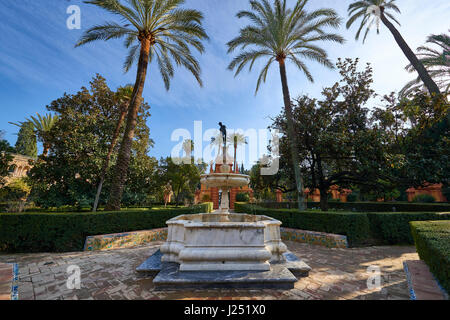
271;58;391;211
346;0;440;96
0;134;14;187
27;75;155;209
158;157;206;206
227;0;344;210
93;85;134;212
121;154;159;207
400;31;450;97
77;0;208;211
250;158;295;198
395;93;449;188
370;90;449;197
14;121;37;158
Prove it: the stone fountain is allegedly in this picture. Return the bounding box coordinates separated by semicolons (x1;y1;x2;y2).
137;124;311;289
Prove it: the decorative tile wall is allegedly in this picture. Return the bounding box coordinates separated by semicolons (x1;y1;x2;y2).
84;228;168;252
84;227;348;252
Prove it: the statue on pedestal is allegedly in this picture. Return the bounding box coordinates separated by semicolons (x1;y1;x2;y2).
218;122;227;165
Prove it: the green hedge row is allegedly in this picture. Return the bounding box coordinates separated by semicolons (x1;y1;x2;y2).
258;201;450;212
410;221;450;295
235;203;371;246
0;203;213;253
366;212;450;244
235;203;450;246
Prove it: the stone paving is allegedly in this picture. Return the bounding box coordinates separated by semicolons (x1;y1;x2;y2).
404;260;447;300
0;242;420;300
0;263;13;300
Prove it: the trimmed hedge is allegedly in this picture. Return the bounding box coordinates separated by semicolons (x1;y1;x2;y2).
366;212;450;244
235;203;450;247
0;203;213;253
410;221;450;294
235;203;371;247
257;201;450;212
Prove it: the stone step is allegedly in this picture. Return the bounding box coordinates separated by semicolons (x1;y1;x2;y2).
136;250;311;290
152;263;298;290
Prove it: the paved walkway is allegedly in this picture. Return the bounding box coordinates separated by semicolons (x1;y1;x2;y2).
0;263;13;300
0;242;420;300
405;260;447;300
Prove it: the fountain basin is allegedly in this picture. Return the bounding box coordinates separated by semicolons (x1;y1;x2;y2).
200;173;250;189
160;213;288;272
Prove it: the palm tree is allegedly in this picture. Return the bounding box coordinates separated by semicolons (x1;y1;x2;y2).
400;31;450;97
227;0;344;211
182;139;194;162
93;85;133;212
210;133;231;166
10;113;58;157
76;0;208;211
227;133;247;173
346;0;441;96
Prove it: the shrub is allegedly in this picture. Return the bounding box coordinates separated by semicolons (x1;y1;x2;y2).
0;203;212;253
347;193;358;202
236;193;250;202
202;202;214;213
235;203;371;247
410;221;450;295
413;194;436;203
442;188;450;202
0;178;32;213
366;212;450;244
202;194;211;202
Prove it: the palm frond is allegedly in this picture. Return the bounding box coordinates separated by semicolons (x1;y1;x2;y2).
77;0;208;90
228;0;343;93
401;30;450;97
347;0;401;43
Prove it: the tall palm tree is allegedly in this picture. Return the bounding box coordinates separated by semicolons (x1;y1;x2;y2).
346;0;441;96
400;31;450;97
227;133;247;173
227;0;344;211
10;113;58;157
93;85;133;212
182;139;194;162
76;0;208;211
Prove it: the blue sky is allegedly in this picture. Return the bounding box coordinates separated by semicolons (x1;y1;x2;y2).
0;0;449;167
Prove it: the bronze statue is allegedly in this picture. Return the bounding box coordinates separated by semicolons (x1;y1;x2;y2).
218;122;227;145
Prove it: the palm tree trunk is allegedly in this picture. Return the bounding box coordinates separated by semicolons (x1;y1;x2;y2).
234;143;237;173
380;8;440;96
278;60;306;211
42;143;50;157
105;38;151;211
92;108;127;212
319;188;329;212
